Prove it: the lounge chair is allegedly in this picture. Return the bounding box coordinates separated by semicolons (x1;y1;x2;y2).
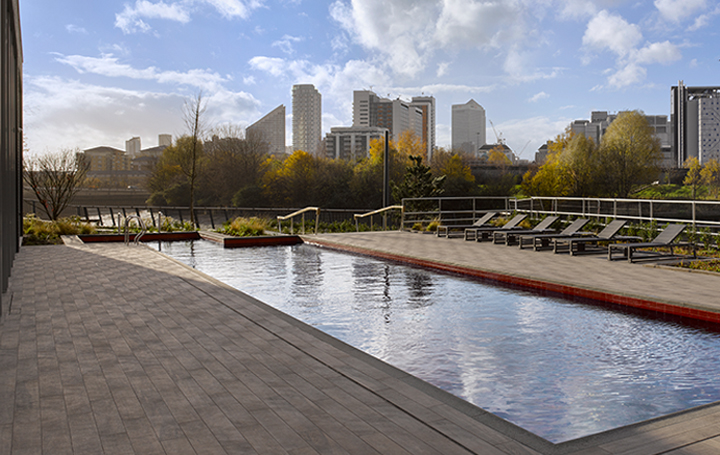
492;216;559;245
517;218;590;250
438;211;497;238
607;224;692;262
465;213;527;242
552;219;630;255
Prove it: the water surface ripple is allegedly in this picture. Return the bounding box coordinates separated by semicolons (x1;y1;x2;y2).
154;241;720;443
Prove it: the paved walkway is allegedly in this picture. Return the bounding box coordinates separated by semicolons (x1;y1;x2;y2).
1;234;720;454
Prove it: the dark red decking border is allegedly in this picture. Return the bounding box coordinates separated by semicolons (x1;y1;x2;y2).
79;232;201;242
306;238;720;325
199;232;303;248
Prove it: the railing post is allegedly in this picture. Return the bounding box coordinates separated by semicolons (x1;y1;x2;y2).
301;212;305;234
315;208;319;234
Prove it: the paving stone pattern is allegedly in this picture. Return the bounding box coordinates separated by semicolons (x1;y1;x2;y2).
3;236;720;454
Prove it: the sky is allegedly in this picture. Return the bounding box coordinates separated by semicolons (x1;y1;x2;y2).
20;0;720;160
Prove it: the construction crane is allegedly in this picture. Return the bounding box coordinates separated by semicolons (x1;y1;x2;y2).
489;120;505;145
518;140;531;158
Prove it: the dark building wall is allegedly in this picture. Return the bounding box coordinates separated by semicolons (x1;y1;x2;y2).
1;0;22;302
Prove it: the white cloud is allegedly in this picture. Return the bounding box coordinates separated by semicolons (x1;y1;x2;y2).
55;53;227;91
65;24;88;34
330;0;530;78
607;62;646;87
556;0;598;20
688;5;720;30
529;91;549;102
433;0;525;49
498;116;571;159
115;1;191;34
583;10;642;57
248;56;286;77
115;0;261;34
583;10;681;88
202;0;261;19
272;35;303;55
655;0;706;22
633;41;681;65
23;75;261;155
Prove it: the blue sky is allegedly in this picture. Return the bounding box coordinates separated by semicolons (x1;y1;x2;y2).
21;0;720;159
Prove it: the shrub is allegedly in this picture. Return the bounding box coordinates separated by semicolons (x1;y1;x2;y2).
220;217;268;237
22;215;96;245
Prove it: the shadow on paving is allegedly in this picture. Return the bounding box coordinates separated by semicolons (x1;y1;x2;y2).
2;243;720;455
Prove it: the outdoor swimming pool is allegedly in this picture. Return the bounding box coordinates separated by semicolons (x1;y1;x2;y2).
153;240;720;443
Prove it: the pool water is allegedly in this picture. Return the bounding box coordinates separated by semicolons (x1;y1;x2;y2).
153;240;720;443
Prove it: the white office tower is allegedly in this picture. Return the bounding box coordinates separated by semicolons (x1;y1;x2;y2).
411;96;436;161
452;99;486;155
292;84;322;154
158;134;172;147
125;136;141;158
247;105;286;155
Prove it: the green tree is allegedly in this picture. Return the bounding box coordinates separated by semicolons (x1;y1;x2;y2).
558;133;598;197
683;157;703;200
597;110;661;197
262;150;317;207
431;149;477;196
701;158;720;199
350;137;410;208
199;128;270;206
148;136;205;206
392;155;445;201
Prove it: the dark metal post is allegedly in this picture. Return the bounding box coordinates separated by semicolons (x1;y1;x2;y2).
383;130;390;208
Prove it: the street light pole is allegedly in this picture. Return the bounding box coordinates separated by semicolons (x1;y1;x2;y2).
383;130;390;208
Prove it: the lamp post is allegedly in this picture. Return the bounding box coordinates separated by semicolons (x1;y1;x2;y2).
383;130;390;208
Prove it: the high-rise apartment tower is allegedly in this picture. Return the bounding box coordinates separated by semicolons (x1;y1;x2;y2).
248;105;286;155
292;84;322;154
672;81;720;166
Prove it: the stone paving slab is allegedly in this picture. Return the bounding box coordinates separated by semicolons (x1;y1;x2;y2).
2;237;720;454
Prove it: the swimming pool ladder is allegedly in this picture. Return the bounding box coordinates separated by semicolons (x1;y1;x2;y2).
123;215;147;245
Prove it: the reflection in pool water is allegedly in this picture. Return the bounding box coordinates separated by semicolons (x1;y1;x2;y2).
153;240;720;443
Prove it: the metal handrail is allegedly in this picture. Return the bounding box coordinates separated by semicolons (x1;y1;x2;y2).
354;205;403;231
277;207;320;234
515;196;720;227
123;215;147;245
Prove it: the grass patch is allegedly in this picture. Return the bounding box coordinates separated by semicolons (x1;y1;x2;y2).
674;259;720;273
23;214;96;245
219;217;269;237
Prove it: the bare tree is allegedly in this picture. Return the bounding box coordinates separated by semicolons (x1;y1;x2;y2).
183;91;207;226
23;149;89;220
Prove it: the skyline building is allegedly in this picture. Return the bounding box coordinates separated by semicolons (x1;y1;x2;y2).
247;104;286;155
324;126;389;161
570;111;673;168
672;81;720;166
292;84;322;154
452;99;486;155
352;90;425;154
410;96;436;161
